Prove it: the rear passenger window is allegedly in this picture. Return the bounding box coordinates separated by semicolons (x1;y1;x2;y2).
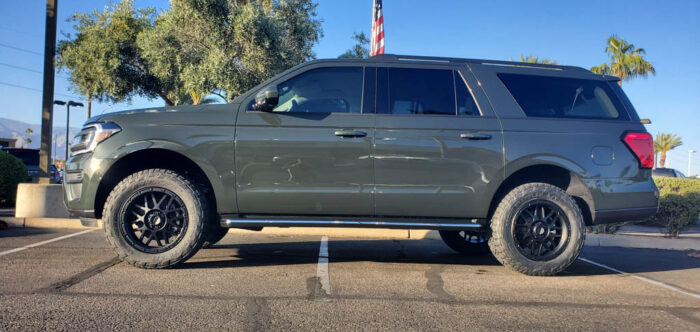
385;68;455;115
498;73;629;120
272;67;363;114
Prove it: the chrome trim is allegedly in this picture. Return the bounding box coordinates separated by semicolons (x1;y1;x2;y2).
220;218;483;230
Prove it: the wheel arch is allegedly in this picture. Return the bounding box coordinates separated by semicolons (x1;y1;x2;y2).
94;148;219;219
488;164;595;226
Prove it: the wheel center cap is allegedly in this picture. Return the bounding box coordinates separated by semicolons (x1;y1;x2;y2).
531;222;548;239
145;210;166;230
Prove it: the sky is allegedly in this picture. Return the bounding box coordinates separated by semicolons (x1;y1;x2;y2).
0;0;698;174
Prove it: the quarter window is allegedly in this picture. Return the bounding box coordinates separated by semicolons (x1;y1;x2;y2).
498;73;629;120
272;67;363;114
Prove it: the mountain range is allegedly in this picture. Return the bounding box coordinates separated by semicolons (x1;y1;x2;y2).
0;117;80;155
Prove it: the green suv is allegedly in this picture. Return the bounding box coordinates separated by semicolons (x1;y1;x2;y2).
63;54;658;275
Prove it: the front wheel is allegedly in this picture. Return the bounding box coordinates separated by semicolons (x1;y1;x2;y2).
488;183;585;276
102;169;211;269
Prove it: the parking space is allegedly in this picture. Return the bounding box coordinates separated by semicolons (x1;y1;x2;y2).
1;228;699;330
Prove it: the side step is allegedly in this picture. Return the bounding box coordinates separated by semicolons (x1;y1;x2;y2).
220;215;484;230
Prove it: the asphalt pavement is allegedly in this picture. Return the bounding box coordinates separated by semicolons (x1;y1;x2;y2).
1;227;699;331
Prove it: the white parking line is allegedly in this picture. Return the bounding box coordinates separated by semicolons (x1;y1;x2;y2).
578;257;700;300
317;236;331;295
0;229;96;258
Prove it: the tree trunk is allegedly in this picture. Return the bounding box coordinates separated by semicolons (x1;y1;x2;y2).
659;151;667;168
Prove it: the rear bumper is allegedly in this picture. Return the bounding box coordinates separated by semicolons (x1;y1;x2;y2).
593;206;658;225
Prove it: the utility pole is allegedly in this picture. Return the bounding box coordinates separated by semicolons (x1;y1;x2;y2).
689;150;697;176
39;0;58;183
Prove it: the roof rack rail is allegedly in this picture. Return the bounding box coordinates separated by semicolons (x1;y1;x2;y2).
369;54;589;72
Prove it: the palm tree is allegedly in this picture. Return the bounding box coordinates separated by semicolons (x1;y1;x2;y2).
512;55;558;65
590;35;655;84
654;133;683;168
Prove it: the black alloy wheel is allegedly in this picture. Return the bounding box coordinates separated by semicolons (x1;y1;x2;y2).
119;187;189;254
511;200;570;261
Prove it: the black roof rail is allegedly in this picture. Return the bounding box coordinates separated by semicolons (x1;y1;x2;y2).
369;54;589;72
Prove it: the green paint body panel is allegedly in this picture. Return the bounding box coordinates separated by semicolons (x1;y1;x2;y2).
63;55;658;226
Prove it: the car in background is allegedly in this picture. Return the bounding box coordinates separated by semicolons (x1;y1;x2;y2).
50;165;62;183
652;168;686;178
1;148;40;180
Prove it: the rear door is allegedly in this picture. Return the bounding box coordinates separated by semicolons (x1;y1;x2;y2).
373;65;504;218
235;64;375;216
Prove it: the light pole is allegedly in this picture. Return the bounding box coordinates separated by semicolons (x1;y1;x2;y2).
689;150;697;176
53;100;83;162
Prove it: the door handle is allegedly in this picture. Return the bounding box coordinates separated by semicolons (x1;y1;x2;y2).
334;130;367;138
460;133;492;140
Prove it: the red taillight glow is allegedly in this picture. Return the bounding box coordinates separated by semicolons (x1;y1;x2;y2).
622;132;654;169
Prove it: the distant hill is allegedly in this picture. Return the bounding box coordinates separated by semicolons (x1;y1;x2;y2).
0;117;80;151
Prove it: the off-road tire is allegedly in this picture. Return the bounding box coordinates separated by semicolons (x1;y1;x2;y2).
102;169;211;269
488;183;585;276
438;230;490;254
202;226;229;248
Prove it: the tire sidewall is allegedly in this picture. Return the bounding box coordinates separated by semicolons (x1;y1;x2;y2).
490;184;585;274
103;170;207;267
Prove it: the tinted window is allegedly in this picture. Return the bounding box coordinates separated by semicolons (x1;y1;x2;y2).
652;168;676;177
385;68;455;115
272;67;363;113
498;74;629;120
455;72;480;116
4;149;39;166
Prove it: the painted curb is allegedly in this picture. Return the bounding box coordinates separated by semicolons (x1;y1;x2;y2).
0;217;97;229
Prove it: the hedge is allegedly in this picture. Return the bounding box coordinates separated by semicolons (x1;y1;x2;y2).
642;177;700;237
0;152;28;205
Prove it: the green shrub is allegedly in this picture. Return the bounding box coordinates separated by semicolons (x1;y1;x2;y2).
0;152;28;205
642;177;700;237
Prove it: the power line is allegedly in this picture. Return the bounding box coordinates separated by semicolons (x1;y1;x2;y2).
0;42;43;56
0;62;70;79
0;81;80;99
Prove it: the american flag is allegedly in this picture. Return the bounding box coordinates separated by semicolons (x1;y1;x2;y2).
370;0;384;56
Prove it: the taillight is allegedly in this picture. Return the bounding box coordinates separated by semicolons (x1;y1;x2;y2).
622;132;654;169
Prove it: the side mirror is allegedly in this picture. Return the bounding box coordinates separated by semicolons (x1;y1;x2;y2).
253;85;278;112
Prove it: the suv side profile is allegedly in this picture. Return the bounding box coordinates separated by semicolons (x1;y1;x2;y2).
63;54;658;275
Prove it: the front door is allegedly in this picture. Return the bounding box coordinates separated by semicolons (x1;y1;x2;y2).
373;66;503;218
235;65;375;216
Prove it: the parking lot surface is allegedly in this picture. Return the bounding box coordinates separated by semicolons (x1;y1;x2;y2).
1;227;699;331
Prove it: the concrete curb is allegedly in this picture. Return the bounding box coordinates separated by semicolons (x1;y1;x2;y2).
584;233;700;251
0;217;96;229
1;217;698;251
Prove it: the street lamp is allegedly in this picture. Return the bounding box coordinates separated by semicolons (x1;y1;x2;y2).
53;100;84;162
689;150;697;176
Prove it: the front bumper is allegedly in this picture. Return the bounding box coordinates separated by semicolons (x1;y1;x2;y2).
63;152;110;217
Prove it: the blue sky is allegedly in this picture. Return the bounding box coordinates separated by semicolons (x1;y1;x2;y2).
1;0;699;173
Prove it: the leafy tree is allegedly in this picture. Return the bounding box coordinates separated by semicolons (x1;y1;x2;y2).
338;32;370;59
57;0;322;106
654;133;683;168
512;54;558;65
590;35;655;84
24;128;33;148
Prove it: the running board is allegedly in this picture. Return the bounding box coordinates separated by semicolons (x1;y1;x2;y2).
220;215;484;230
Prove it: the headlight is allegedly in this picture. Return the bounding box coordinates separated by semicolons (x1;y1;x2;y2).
70;122;121;156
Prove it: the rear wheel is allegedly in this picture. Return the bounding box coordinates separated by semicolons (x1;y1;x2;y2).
438;230;489;254
102;169;211;269
488;183;584;276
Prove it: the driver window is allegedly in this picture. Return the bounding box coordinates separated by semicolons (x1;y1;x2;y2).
273;67;363;114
